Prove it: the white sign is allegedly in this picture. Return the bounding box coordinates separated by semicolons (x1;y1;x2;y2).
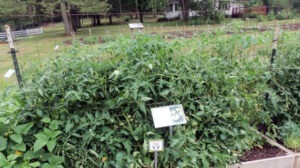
54;45;59;51
128;23;144;29
149;139;164;152
151;104;187;128
4;69;15;78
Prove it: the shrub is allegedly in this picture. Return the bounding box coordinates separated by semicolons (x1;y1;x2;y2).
267;12;275;21
124;16;130;22
257;15;266;22
0;34;269;167
275;10;294;20
280;121;300;150
266;39;300;125
83;35;99;45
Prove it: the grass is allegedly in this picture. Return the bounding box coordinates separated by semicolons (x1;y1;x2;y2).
0;16;299;92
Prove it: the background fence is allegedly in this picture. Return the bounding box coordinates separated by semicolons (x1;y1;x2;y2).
0;27;43;40
0;8;300;89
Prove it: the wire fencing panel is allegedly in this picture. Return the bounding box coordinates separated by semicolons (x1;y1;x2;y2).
0;8;300;89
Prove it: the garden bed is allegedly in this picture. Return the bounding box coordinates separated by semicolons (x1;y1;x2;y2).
240;143;286;162
231;132;300;168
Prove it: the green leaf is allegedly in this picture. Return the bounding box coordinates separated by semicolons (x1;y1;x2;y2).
49;120;59;130
29;162;41;167
141;96;152;102
88;149;99;158
35;132;49;142
10;143;26;152
41;117;51;124
46;140;56;152
138;102;146;113
34;139;47;152
44;129;61;139
24;150;44;160
9;134;23;144
7;154;19;161
38;88;44;97
0;137;7;151
65;120;73;133
142;140;148;155
48;155;64;165
13;122;34;135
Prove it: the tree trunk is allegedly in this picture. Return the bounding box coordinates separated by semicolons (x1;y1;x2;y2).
96;15;101;25
109;14;112;25
139;13;143;23
92;16;96;26
73;15;81;29
138;0;144;23
60;1;74;36
180;0;189;23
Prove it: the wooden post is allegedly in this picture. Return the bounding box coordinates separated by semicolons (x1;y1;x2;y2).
5;25;22;88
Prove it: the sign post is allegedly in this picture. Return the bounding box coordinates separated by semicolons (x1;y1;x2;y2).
151;104;187;129
150;104;187;168
149;139;164;168
5;25;22;88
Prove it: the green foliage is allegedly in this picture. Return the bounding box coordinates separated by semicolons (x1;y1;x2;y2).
83;35;99;44
1;33;271;167
267;12;275;21
275;9;295;20
266;34;300;124
189;13;225;25
257;15;266;22
279;121;300;150
1;29;299;167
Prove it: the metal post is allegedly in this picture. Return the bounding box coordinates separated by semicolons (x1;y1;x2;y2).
270;27;280;65
169;126;173;137
5;25;22;88
265;26;280;101
169;126;173;168
154;151;158;168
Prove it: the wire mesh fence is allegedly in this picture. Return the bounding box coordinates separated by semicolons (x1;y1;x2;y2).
0;8;300;90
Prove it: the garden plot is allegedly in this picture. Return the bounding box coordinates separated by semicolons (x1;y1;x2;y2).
0;24;300;167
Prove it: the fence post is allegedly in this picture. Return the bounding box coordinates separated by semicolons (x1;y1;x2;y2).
5;25;23;88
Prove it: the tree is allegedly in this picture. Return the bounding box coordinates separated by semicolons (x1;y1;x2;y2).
0;0;27;17
0;0;40;29
180;0;189;23
80;0;111;26
41;0;111;35
147;0;167;17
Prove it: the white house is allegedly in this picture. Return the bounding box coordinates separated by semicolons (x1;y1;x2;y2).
165;0;247;19
165;0;198;20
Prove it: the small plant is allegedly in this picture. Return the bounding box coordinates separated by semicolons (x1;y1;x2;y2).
124;16;130;22
267;12;275;21
280;121;300;151
275;9;294;20
257;15;266;22
83;35;99;44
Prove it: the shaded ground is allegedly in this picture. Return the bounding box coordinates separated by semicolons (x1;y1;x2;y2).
240;143;286;162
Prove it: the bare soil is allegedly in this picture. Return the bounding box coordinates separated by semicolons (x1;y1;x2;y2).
240;143;286;162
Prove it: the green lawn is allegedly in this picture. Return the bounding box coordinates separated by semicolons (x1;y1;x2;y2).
0;17;299;92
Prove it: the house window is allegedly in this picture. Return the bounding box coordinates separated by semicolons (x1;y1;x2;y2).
169;4;173;11
219;1;230;10
175;4;178;11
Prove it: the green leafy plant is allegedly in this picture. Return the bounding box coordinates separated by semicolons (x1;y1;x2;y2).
280;121;300;151
1;29;299;167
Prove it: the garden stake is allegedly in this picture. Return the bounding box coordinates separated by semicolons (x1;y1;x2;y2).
5;25;22;88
